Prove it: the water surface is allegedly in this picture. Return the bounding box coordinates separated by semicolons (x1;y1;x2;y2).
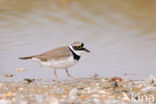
0;0;156;81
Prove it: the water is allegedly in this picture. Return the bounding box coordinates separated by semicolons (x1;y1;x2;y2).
0;0;156;81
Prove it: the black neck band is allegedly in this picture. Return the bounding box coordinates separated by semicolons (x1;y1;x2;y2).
68;47;80;61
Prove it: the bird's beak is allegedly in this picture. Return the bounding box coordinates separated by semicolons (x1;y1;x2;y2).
83;48;90;52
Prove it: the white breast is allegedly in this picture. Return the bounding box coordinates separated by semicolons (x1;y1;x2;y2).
32;55;77;69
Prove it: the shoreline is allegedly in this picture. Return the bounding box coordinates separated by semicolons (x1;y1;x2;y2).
0;76;156;104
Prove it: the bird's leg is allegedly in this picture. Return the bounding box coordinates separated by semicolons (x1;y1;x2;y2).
65;69;81;81
54;69;60;82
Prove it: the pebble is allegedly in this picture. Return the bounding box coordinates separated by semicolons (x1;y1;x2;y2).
95;83;99;86
0;99;12;104
141;86;156;93
24;78;35;83
0;83;2;88
16;67;25;72
80;95;88;99
145;75;156;86
92;98;100;103
91;94;101;98
98;90;106;94
87;88;98;93
6;91;13;97
112;81;118;88
35;95;43;102
69;88;78;100
3;74;13;78
55;88;64;93
112;77;122;82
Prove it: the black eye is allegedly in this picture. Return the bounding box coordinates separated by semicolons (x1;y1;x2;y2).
77;46;82;49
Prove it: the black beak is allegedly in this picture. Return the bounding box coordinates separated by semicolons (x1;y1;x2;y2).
83;48;90;52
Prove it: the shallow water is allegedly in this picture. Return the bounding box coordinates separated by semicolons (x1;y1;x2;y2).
0;0;156;81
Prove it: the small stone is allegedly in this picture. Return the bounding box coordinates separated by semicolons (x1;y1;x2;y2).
80;95;88;99
87;88;98;93
69;88;78;100
90;73;98;80
49;97;59;104
19;88;24;91
3;74;13;78
93;98;100;103
101;78;105;82
93;73;98;78
12;96;25;104
136;83;143;88
112;77;122;82
55;88;64;93
98;90;106;94
0;99;12;104
6;91;13;97
0;83;2;88
24;78;35;83
141;86;156;93
81;90;86;94
77;87;84;90
102;95;109;100
112;81;118;88
92;94;100;98
145;75;156;86
35;95;43;102
62;95;67;98
95;83;99;86
16;67;25;72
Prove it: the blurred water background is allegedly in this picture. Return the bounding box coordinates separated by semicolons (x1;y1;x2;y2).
0;0;156;81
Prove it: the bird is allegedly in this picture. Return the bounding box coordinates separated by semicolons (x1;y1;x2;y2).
19;41;90;82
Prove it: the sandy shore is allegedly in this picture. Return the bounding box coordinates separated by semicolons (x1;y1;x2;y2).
0;75;156;104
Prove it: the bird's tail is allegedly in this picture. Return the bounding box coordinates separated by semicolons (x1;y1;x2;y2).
19;56;35;60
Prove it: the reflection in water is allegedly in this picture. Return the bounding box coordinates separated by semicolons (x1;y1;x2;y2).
0;0;156;81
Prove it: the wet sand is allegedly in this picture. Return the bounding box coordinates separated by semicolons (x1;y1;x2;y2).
0;75;156;104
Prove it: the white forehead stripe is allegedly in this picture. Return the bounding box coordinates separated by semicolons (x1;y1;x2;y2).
72;43;81;46
71;41;83;46
72;43;82;46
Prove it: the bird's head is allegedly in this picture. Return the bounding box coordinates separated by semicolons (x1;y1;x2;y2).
69;41;90;56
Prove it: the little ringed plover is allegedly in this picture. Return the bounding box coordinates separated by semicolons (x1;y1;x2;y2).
19;41;90;81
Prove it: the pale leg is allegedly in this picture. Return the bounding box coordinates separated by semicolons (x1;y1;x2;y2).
54;69;60;82
65;69;81;80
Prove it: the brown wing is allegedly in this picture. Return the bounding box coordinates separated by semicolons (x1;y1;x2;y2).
34;46;72;61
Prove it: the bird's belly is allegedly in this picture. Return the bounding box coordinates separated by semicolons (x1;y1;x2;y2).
41;56;77;69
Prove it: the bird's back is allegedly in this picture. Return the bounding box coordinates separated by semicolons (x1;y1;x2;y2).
34;46;72;61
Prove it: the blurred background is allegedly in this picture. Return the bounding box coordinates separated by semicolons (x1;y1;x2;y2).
0;0;156;81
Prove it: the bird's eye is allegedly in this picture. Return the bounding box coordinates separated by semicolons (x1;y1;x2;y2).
77;46;82;49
